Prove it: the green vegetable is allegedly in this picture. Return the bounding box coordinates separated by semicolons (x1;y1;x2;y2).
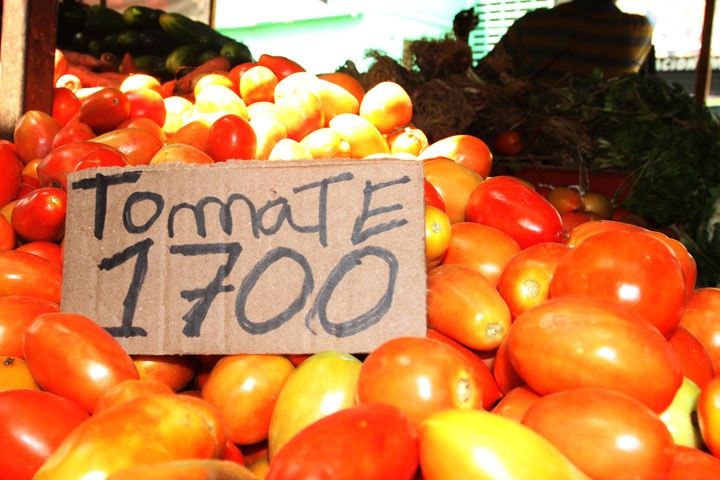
165;43;205;76
122;5;162;29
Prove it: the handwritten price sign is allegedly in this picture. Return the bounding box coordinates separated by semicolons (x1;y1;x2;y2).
61;160;426;355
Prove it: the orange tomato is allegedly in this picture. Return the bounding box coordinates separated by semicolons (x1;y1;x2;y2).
318;72;365;103
116;117;166;141
16;241;63;270
166;120;210;152
680;288;720;373
698;376;720;457
419;134;493;178
565;219;644;247
424;205;451;268
201;355;294;445
668;327;715;389
92;127;164;166
0;250;62;303
441;222;520;286
132;354;197;392
0;215;15;251
422;157;483;223
94;379;174;414
0;356;39;391
492;337;525;394
34;394;227;479
645;230;697;301
0;295;58;357
106;460;257;480
149;143;214;165
668;445;720;480
359;81;413;133
240;65;278;105
491;385;540;422
426;264;511;351
546;186;583;214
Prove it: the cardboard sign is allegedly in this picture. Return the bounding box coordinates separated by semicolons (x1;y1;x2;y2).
61;160;427;355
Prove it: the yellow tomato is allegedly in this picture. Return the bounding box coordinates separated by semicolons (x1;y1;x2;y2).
425;205;451;268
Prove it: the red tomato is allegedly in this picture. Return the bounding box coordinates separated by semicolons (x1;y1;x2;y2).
94;379;174;414
257;54;305;81
492;337;525;395
493;130;524;156
227;62;257;92
357;336;484;429
0;390;89;480
11;187;67;242
668;327;715;389
423;157;483;224
125;87;166;126
427;328;502;409
16;241;63;270
50;120;96;149
497;242;572;318
565;219;644;247
118;117;166;141
466;176;563;249
38;142;127;190
13;111;61;164
132;354;197;392
78;87;131;134
0;295;58;358
266;403;418;480
223;440;245;465
441;222;520;286
0;250;62;303
508;296;683;412
550;230;686;337
668;445;720;480
646;230;697;301
698;376;720;456
426;264;511;351
33;394;226;479
423;178;445;211
419;134;494;178
92;127;163;166
23;312;139;412
206;114;257;162
522;388;675;480
491;385;540;422
52;87;81;126
0;144;22;206
679;288;720;373
0;215;15;251
201;354;294;445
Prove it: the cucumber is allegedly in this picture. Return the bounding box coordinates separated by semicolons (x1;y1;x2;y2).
85;5;126;35
159;12;233;49
134;54;170;79
197;49;221;64
220;41;253;66
165;43;205;76
122;5;162;29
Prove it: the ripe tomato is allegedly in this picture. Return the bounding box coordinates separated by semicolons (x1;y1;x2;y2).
33;394;226;479
228;62;257;92
491;385;541;422
51;119;96;148
105;459;257;480
11;187;67;242
240;65;278;105
550;230;686;337
426;264;511;351
522;388;675;480
38;141;127;190
92;127;164;166
78;87;131;134
166;120;210;152
422;157;483;223
565;219;644;247
0;390;89;480
508;296;683;412
93;379;174;414
51;87;81;126
645;230;697;301
466;176;563;248
668;445;720;480
359;81;413;133
23;312;139;412
679;288;720;373
318;72;365;103
425;205;451;268
497;242;572;318
668;327;715;389
207;114;257;162
0;144;22;206
492;337;525;394
202;355;294;445
419;409;587;480
0;356;39;391
419;134;494;178
16;241;63;270
266;403;418;480
0;250;62;303
257;54;305;80
125;87;166;127
546;186;583;214
357;336;484;429
698;375;720;456
117;116;166;141
132;354;197;392
0;215;15;251
13;110;61;164
0;295;58;357
493;130;524;156
441;222;520;286
423;178;445;210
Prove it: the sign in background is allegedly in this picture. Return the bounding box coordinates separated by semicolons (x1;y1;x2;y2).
61;160;427;355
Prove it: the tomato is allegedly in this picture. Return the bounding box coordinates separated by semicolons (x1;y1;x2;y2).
357;336;484;429
668;327;715;389
466;176;563;248
228;62;258;92
560;211;594;237
698;376;720;456
491;385;540;422
194;85;248;120
359;81;413;133
424;205;452;268
132;354;197;392
0;215;15;251
0;144;22;206
125;87;166;127
645;230;697;301
0;250;62;303
327;113;388;157
150;143;214;165
268;351;360;458
508;296;683;412
206;114;257;162
267;403;418;480
442;222;520;286
550;230;686;337
318;72;365;103
92;127;164;166
423;178;445;210
274;89;324;142
426;264;511;351
546;186;583;214
13;110;61;164
16;241;63;270
497;242;572;318
679;288;720;373
419;409;588;480
94;379;174;414
0;356;39;391
668;445;720;480
565;219;644;247
427;328;502;409
202;355;294;445
0;295;58;357
257;54;305;80
0;390;89;480
11;187;67;242
250;115;288;160
419;134;494;178
52;87;81;126
493;130;524;156
51;120;96;149
492;337;525;394
387;126;429;156
38;141;127;190
107;459;257;480
522;388;675;480
34;394;226;479
79;87;131;134
423;157;483;223
23;312;139;412
167;120;210;152
117;116;166;141
240;65;278;105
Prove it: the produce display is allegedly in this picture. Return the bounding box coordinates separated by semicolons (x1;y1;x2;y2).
0;3;720;478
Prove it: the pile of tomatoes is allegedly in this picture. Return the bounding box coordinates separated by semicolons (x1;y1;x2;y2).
1;52;720;480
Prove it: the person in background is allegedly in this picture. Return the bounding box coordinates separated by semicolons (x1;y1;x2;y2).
458;0;654;82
